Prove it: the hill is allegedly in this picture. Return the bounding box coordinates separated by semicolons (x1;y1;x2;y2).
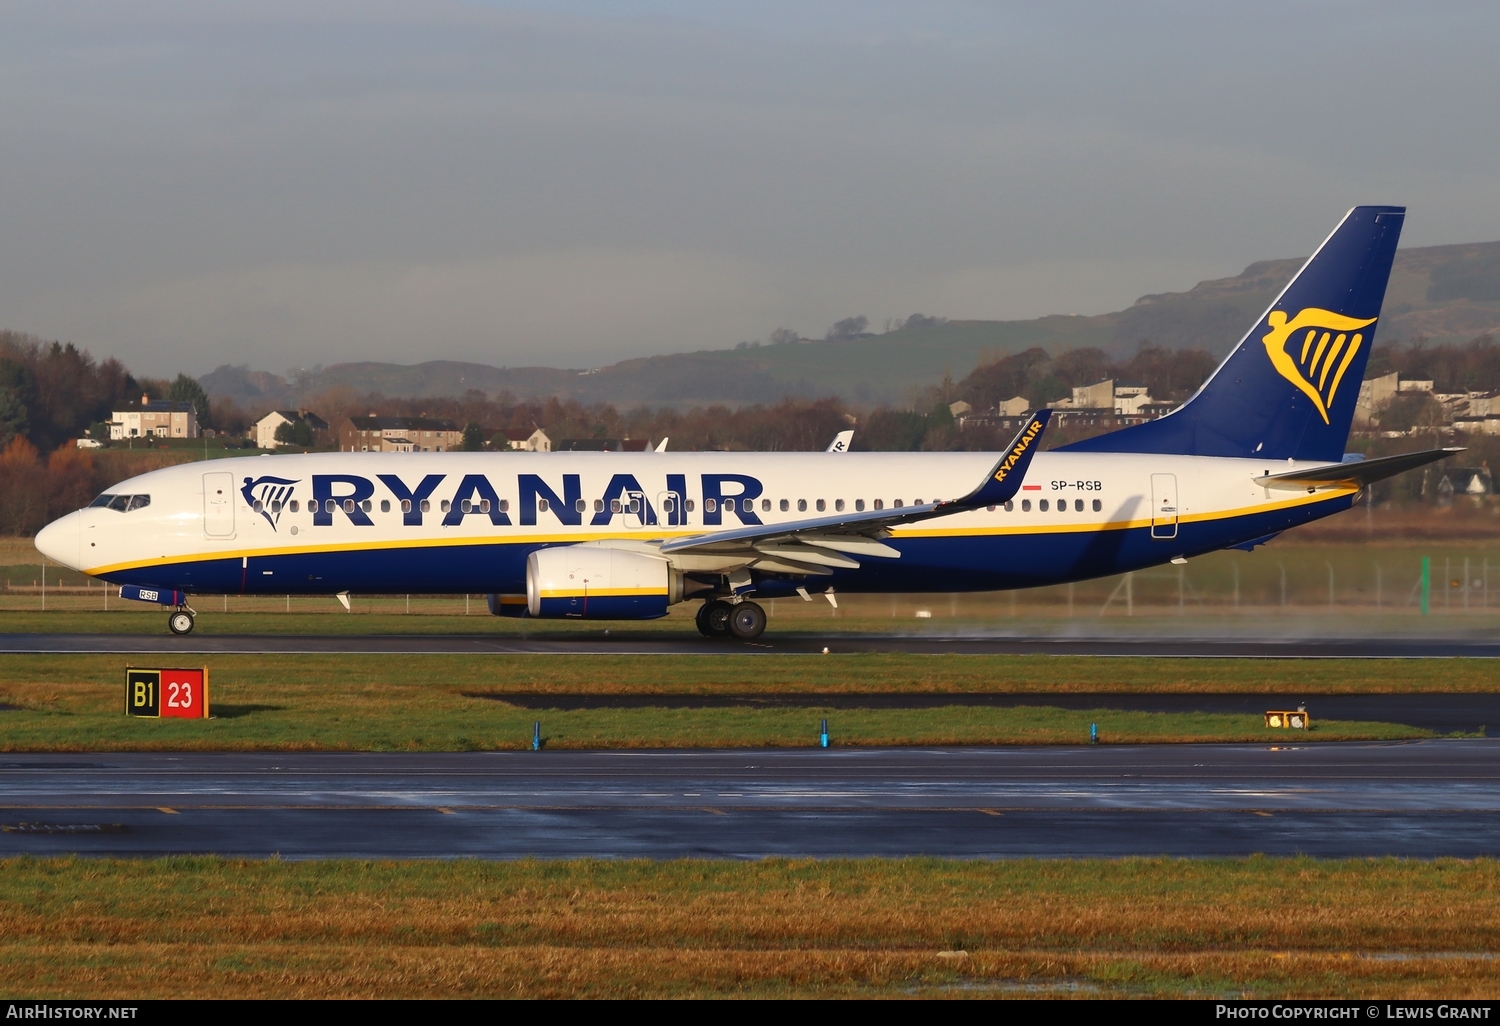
200;240;1500;410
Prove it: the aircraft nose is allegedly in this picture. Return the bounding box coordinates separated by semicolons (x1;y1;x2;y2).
34;511;81;570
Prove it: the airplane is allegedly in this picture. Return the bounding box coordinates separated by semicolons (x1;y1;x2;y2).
35;205;1457;640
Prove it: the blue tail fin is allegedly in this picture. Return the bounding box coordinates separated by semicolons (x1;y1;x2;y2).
1061;205;1405;462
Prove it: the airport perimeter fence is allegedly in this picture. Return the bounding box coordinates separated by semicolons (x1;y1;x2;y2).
7;544;1500;623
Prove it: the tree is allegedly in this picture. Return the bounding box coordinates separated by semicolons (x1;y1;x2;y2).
902;313;946;331
273;418;314;447
460;422;486;451
168;374;212;427
826;316;869;342
769;327;800;346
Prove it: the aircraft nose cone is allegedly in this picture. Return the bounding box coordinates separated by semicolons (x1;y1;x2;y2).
34;511;81;570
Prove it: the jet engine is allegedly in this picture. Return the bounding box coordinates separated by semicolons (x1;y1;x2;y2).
526;546;682;619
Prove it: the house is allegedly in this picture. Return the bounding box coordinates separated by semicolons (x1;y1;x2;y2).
338;414;463;452
997;396;1029;417
109;395;198;440
255;409;329;449
555;438;651;452
498;427;552;452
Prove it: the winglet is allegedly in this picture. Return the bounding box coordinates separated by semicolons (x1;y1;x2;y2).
955;410;1051;509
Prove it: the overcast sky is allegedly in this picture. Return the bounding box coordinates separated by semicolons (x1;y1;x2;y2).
2;1;1498;377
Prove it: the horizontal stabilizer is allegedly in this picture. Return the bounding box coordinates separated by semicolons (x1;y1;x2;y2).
1255;448;1461;489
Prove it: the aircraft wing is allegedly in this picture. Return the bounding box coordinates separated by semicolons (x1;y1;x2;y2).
1254;447;1461;489
658;411;1050;575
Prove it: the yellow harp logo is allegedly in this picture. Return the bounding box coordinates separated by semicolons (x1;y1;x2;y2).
1261;308;1377;424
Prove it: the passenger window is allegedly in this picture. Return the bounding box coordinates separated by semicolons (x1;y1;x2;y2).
380;500;390;513
594;499;604;512
1074;499;1083;512
834;499;845;512
499;499;509;512
1092;499;1102;512
873;499;883;510
290;500;300;513
400;499;411;513
343;499;355;513
325;499;336;513
780;499;789;512
361;500;372;512
419;499;430;513
538;498;549;512
611;499;621;514
253;499;264;513
1004;501;1013;511
724;498;735;512
705;498;717;513
761;499;771;512
1039;499;1048;512
987;505;995;512
482;499;492;513
574;498;586;513
270;501;282;513
893;499;903;509
855;499;865;512
440;500;450;512
1021;499;1031;512
685;499;695;512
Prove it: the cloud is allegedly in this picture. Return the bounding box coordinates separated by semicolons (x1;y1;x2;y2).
1;0;1499;375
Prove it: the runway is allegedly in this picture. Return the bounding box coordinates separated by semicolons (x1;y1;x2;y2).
5;740;1500;858
6;631;1500;657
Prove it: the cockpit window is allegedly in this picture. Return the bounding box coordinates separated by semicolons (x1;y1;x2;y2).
89;493;149;512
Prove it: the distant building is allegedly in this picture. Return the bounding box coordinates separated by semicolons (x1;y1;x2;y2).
498;428;552;452
255;409;329;450
997;396;1029;417
947;400;971;418
555;438;651;452
339;414;462;452
110;395;198;440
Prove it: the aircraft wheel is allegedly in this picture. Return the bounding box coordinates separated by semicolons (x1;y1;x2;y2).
728;601;767;640
168;610;195;636
699;600;733;638
695;601;715;637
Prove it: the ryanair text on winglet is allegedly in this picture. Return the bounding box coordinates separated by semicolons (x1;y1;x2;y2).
992;417;1045;484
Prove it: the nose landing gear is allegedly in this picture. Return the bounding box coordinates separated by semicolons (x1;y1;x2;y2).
168;606;196;635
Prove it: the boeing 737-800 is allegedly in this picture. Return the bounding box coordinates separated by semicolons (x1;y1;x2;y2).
34;205;1456;639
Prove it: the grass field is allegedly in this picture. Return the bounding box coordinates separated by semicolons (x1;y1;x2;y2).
0;653;1478;750
0;856;1495;998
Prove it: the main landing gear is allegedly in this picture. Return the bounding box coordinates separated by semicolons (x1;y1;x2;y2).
696;599;767;640
168;606;196;636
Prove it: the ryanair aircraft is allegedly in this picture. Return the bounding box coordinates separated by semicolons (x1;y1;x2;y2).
35;205;1455;639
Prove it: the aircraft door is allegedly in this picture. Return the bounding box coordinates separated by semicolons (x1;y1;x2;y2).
657;491;683;527
624;490;647;529
1150;473;1178;540
203;472;235;538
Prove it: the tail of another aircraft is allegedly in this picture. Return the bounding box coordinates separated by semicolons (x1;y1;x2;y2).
1062;205;1406;462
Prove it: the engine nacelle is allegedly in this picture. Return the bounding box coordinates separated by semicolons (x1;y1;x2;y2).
526;546;679;619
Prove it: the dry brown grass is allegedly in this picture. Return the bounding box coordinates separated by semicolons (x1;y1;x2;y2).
0;857;1497;998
